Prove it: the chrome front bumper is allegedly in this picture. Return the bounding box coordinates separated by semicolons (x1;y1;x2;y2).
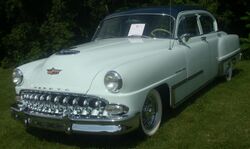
11;104;139;135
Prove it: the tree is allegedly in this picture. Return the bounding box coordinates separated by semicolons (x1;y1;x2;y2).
0;0;249;67
241;12;250;59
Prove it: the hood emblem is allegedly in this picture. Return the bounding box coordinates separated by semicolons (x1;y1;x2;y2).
47;68;61;75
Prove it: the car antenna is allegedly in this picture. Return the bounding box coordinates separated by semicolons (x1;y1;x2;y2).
168;0;172;50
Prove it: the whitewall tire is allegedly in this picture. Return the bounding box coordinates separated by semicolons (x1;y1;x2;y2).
140;89;162;136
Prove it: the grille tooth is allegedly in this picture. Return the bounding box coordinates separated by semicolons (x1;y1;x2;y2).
40;95;45;101
72;98;79;105
82;99;89;107
62;96;70;105
20;90;108;118
34;95;39;100
54;96;60;103
46;95;52;102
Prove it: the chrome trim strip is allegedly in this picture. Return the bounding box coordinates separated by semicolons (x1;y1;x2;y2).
72;124;121;133
173;70;203;89
171;70;204;107
104;13;176;21
218;48;241;62
11;105;139;135
173;78;213;108
175;67;186;74
217;50;241;76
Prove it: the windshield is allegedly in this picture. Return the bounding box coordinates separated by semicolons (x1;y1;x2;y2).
93;15;175;40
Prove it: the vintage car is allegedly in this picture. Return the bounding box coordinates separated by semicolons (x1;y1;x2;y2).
11;6;241;136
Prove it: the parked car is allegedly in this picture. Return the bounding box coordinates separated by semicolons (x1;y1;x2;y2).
11;6;241;136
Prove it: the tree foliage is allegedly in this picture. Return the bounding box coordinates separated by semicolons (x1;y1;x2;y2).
241;12;250;59
0;0;249;67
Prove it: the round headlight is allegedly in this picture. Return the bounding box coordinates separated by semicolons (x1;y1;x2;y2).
104;71;122;93
12;69;23;86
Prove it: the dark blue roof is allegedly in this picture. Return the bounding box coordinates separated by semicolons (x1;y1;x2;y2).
105;6;206;19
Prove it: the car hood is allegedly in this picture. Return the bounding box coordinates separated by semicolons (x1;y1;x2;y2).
24;38;172;93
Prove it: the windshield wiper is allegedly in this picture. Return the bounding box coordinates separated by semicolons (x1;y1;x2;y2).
128;35;152;38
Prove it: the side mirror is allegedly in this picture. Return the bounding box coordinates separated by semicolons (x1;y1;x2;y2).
179;33;191;43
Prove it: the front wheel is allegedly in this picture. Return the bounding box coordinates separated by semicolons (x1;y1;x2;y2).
140;89;162;136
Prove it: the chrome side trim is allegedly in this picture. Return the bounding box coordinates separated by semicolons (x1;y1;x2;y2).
217;48;241;62
171;70;204;107
175;67;186;74
173;70;203;89
218;50;242;76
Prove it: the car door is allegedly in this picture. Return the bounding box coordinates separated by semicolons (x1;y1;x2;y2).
199;14;219;78
173;14;211;104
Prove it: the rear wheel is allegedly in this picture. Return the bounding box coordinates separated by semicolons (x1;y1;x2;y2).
140;89;162;136
225;61;233;81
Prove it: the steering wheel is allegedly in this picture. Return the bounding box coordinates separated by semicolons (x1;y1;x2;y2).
150;28;171;38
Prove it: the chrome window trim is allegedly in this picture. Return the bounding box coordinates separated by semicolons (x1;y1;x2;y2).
175;10;218;38
104;13;176;21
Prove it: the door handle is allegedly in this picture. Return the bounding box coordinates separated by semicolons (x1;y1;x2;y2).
201;36;207;41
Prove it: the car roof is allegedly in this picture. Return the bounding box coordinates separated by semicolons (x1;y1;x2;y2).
105;6;206;20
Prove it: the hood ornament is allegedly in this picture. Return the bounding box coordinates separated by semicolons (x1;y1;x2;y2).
47;68;61;75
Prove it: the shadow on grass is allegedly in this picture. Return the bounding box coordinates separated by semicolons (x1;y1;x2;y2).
26;68;242;148
27;127;145;148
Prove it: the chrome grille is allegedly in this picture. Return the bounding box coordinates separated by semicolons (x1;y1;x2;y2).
18;90;109;118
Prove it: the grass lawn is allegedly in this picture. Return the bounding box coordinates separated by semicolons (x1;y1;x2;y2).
0;61;250;149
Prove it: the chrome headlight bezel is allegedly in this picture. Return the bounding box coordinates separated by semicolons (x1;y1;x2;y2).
12;69;23;86
104;71;123;93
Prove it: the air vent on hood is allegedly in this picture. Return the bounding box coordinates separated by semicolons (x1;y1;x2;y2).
56;47;80;55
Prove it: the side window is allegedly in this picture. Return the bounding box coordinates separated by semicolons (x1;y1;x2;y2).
178;15;200;37
200;15;215;34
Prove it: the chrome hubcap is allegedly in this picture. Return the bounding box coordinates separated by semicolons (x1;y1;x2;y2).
142;95;158;130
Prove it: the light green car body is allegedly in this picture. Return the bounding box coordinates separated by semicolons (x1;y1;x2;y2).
11;8;241;135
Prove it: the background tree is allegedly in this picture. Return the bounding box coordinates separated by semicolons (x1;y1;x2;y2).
241;12;250;59
0;0;249;68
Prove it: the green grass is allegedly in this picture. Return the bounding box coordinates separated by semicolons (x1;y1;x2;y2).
1;61;250;149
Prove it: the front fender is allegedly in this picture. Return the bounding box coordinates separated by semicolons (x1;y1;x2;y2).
15;58;47;94
87;47;187;113
115;48;186;94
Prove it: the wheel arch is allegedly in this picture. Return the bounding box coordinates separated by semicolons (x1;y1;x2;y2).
155;83;171;118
